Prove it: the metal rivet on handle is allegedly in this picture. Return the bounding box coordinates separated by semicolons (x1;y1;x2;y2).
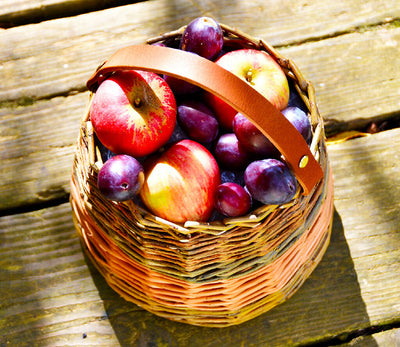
299;155;309;168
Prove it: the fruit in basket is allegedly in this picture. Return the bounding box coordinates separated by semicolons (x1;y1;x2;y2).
180;16;224;60
90;70;177;158
95;135;116;163
163;73;200;96
220;169;245;186
177;99;219;144
287;79;308;112
233;112;280;158
244;159;297;205
97;154;144;202
205;49;289;129
140;139;220;223
214;182;252;217
214;133;253;170
282;106;312;144
166;121;188;145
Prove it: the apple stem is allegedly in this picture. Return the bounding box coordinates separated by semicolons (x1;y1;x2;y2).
245;69;253;83
133;98;142;108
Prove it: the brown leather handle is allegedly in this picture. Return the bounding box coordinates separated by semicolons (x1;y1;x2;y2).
87;45;323;195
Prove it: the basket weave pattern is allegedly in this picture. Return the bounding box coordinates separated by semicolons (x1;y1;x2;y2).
70;23;334;327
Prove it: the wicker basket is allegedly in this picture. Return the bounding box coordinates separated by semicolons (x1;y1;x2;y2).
70;22;334;327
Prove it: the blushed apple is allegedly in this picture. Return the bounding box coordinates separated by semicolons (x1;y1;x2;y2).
90;70;177;158
140;139;220;223
205;49;289;129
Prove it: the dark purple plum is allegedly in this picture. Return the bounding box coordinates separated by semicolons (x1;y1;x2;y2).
220;169;245;186
233;113;280;158
287;79;308;112
166;121;189;145
214;182;252;217
282;106;312;144
180;17;223;60
163;74;200;96
97;154;144;202
244;159;297;205
177;100;219;144
214;133;253;170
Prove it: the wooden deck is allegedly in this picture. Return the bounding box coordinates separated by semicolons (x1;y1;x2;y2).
1;0;399;346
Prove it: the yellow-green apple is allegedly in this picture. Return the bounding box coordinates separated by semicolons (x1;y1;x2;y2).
140;139;220;223
90;70;177;157
205;49;289;129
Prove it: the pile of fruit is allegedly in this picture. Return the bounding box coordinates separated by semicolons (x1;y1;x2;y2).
90;17;312;224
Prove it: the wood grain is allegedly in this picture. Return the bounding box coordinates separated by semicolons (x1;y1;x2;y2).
0;0;138;27
339;328;400;346
0;0;399;105
0;203;121;346
1;128;399;346
328;129;400;327
283;27;400;133
0;93;88;210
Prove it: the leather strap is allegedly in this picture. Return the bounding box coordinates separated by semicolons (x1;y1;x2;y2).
87;45;323;195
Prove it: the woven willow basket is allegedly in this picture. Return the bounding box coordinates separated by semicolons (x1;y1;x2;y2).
70;22;334;327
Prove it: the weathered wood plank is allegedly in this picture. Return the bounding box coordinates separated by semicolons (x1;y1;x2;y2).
193;0;400;46
1;128;399;346
0;93;88;210
283;26;400;133
372;328;400;346
0;0;399;106
0;0;138;28
339;328;400;346
327;129;400;328
2;0;398;33
1;24;400;210
0;0;202;103
0;203;121;346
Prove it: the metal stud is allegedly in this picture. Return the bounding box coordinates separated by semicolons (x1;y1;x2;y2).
299;155;309;168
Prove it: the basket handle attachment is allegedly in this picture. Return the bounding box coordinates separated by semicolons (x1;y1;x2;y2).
86;45;323;195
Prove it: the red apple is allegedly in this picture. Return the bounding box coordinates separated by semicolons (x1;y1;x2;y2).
205;49;289;129
90;70;177;157
140;139;220;223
